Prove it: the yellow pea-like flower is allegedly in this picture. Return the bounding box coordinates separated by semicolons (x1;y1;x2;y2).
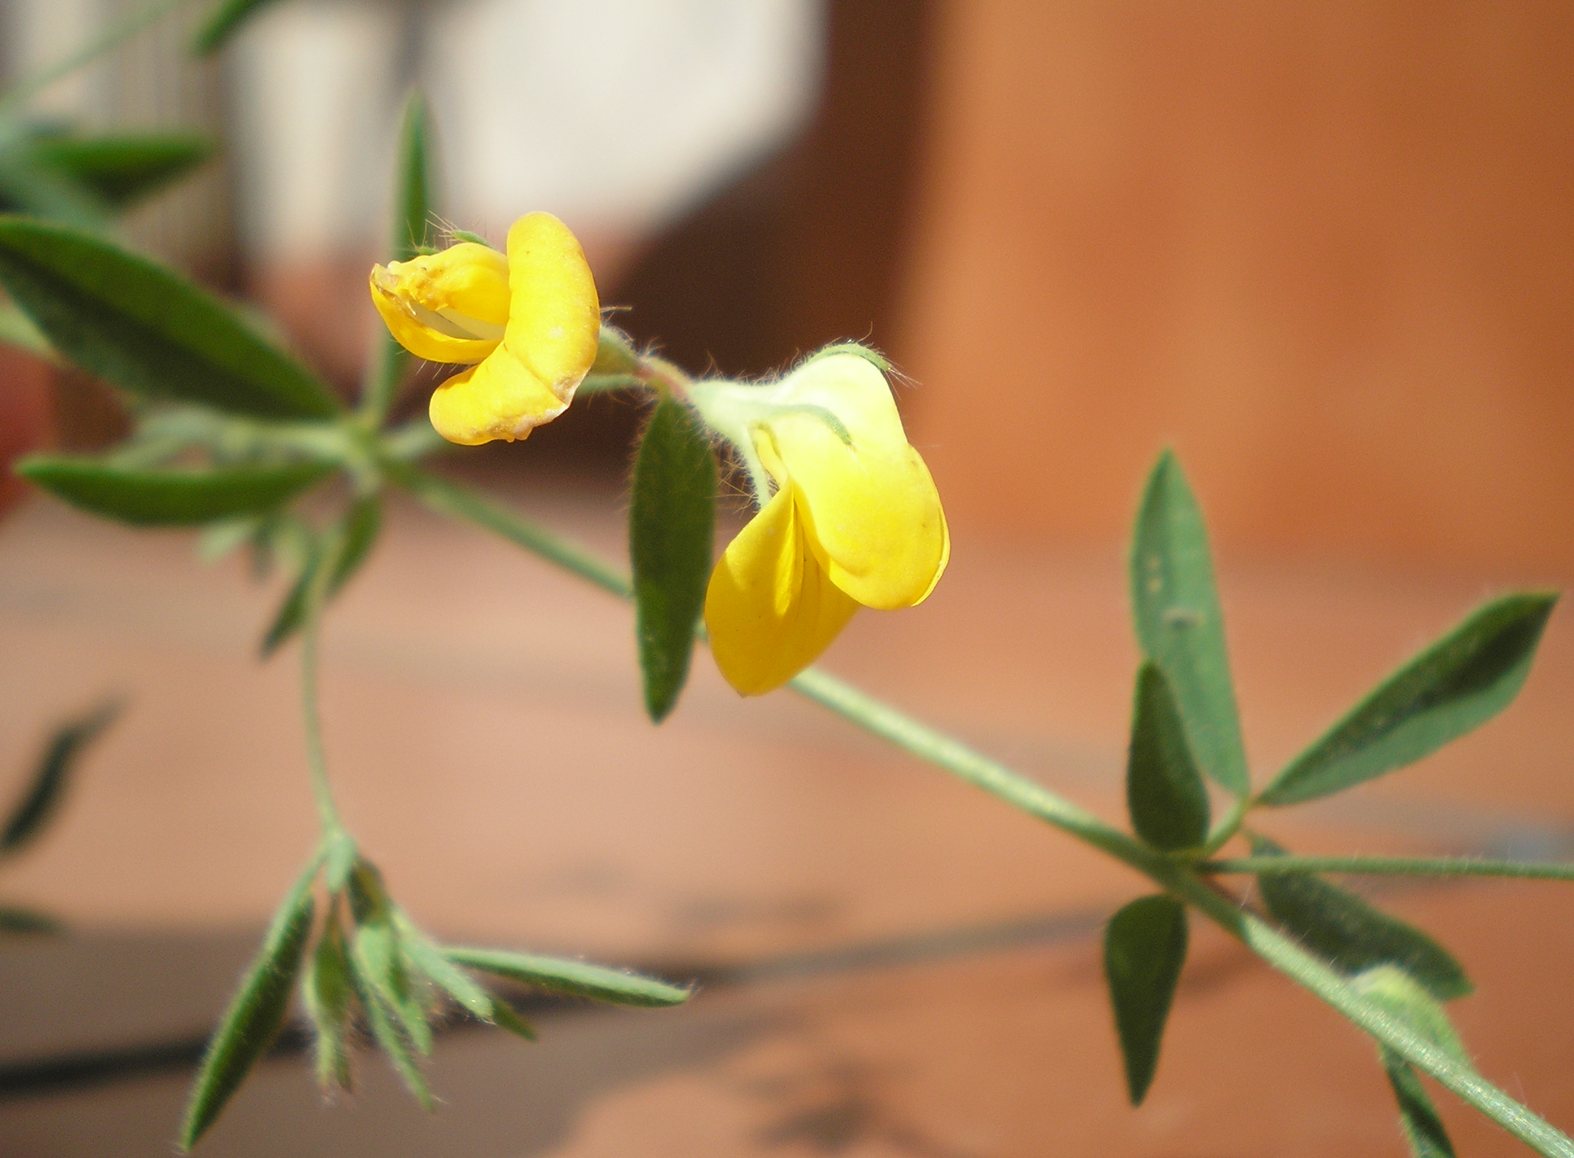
369;213;599;446
703;353;949;695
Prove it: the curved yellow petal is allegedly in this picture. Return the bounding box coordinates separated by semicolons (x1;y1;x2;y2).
762;355;948;609
428;352;573;445
499;212;601;400
705;483;860;696
369;242;509;364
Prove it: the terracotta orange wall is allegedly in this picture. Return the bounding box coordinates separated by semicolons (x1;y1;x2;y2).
894;3;1574;575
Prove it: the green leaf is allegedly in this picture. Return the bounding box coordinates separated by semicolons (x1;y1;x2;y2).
1125;663;1210;851
1;701;118;856
301;911;356;1093
487;995;538;1042
346;950;434;1111
392;913;494;1021
346;863;432;1056
1129;451;1249;795
191;0;286;54
1259;593;1558;806
260;498;381;656
629;398;716;721
0;301;53;359
1353;966;1466;1158
24;134;212;209
443;946;692;1008
0;905;61;933
19;457;330;526
1252;837;1471;1001
0;217;338;419
179;863;317;1151
1382;1049;1457;1158
1103;894;1188;1105
362;92;431;421
0;143;112;230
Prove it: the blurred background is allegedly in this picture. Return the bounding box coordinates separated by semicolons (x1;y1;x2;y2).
4;0;1569;573
2;2;1573;1155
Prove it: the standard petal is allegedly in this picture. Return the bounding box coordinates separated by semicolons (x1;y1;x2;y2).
759;362;947;609
428;350;572;446
502;213;600;401
705;484;860;695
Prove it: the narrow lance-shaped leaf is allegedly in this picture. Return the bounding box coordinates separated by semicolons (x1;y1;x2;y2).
443;946;692;1008
1259;593;1558;806
179;862;317;1151
0;218;338;419
347;864;433;1056
0;301;54;360
346;948;434;1111
1103;895;1188;1105
630;397;716;721
1252;837;1471;1001
1;701;118;856
19;457;331;527
301;910;356;1093
1353;967;1468;1158
1129;451;1249;795
392;911;493;1020
1125;662;1210;851
24;134;212;209
362;92;431;421
191;0;286;54
260;497;382;656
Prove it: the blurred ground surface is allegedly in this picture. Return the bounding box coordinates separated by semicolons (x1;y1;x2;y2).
0;473;1571;1156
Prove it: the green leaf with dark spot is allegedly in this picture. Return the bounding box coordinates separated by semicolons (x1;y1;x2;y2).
19;456;330;526
301;911;355;1093
191;0;287;54
1126;663;1210;851
1253;837;1471;1001
630;397;715;721
1129;451;1248;795
0;217;338;418
179;862;317;1151
443;946;692;1008
1;701;118;856
260;498;381;656
1260;593;1558;805
1103;894;1188;1105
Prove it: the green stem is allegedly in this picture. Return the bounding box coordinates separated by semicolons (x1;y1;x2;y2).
0;0;190;114
299;543;347;841
392;469;1574;1156
1202;855;1574;882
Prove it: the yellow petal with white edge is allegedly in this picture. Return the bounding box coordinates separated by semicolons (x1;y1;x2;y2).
428;352;572;445
762;355;948;610
369;242;509;365
499;212;601;399
705;483;860;695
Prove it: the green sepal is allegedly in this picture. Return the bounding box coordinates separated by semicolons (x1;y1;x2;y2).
443;946;692;1008
1;701;118;856
1125;663;1210;851
1252;837;1471;1001
260;497;381;656
178;860;318;1151
1103;894;1188;1105
191;0;286;54
1129;451;1249;795
801;342;892;373
629;397;716;721
18;456;331;526
0;217;338;419
301;909;356;1093
1259;593;1558;806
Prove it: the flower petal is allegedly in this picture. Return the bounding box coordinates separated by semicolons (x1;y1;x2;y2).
705;482;860;695
369;242;509;364
427;353;573;445
500;212;601;400
763;355;948;610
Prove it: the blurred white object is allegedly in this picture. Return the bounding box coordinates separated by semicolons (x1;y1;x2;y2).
228;0;824;257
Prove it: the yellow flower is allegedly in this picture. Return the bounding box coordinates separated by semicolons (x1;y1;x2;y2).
369;212;599;446
702;352;949;695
